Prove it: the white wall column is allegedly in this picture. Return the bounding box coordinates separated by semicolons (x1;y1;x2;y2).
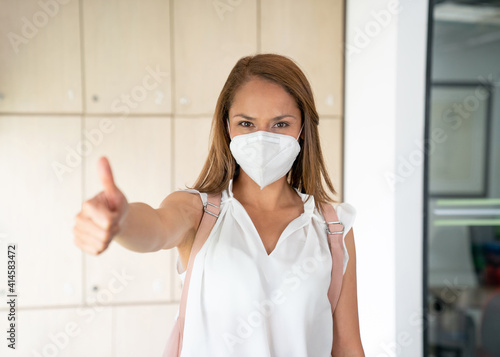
344;0;429;355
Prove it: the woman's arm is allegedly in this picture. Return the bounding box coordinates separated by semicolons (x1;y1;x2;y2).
112;201;167;252
331;227;365;357
73;157;202;255
113;191;202;253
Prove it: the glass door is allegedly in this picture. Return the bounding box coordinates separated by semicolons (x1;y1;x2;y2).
425;1;500;356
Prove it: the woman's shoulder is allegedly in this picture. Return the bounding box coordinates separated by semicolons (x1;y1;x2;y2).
160;189;204;209
312;200;357;231
161;187;226;214
166;188;200;198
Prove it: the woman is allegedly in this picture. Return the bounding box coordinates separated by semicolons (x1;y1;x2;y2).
73;54;364;356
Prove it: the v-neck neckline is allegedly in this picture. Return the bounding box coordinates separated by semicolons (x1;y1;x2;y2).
227;179;314;257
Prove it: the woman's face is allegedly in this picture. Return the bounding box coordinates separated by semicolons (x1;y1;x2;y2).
227;77;303;140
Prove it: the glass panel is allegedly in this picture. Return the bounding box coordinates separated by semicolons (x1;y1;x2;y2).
426;2;500;356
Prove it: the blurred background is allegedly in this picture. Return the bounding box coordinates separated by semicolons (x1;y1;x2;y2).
0;0;499;356
426;1;500;356
0;0;345;356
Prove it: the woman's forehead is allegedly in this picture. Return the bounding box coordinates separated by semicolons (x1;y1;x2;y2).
229;79;300;117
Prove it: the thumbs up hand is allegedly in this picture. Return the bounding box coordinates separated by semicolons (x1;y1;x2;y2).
73;156;129;255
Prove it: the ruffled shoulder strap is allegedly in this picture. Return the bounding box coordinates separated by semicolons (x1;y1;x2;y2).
182;188;208;207
319;202;345;316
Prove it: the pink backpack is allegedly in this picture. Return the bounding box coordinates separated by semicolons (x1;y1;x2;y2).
162;192;345;356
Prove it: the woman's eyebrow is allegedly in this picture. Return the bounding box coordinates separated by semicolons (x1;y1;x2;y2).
232;114;297;121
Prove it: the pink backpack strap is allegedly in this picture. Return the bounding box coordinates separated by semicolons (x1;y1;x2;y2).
164;191;221;356
319;202;345;315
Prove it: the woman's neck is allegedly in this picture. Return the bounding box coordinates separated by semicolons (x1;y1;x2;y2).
231;171;301;212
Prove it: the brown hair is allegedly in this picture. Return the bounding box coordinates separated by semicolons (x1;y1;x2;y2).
186;53;339;211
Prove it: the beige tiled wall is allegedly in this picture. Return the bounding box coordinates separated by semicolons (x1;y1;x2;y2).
261;0;345;117
82;0;172;114
0;0;344;355
0;1;82;113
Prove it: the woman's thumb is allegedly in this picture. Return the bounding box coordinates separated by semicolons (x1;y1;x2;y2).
97;156;120;210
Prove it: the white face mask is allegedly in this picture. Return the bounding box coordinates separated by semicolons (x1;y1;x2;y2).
228;121;304;190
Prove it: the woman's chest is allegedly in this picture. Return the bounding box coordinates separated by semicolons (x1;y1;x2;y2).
243;205;304;256
199;212;332;313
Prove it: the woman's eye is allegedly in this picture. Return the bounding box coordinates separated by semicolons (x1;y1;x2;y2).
238;121;253;127
274;122;289;128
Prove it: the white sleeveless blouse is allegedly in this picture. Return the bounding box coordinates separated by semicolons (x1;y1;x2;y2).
175;178;356;357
